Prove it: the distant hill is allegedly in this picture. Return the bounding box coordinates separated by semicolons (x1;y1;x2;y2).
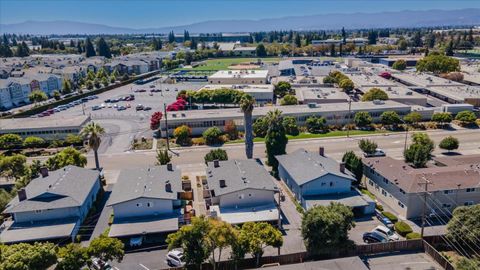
1;9;479;35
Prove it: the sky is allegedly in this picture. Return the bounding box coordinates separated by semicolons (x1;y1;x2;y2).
1;0;479;28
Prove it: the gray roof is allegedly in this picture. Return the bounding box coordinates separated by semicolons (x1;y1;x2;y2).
276;148;355;186
108;165;182;206
304;190;374;209
278;60;295;71
0;218;78;244
206;159;277;197
4;166;100;213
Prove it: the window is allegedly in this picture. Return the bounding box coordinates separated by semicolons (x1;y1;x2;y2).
442;203;452;208
466;188;475;193
35;210;42;213
329;182;333;187
136;203;142;207
443;190;454;195
399;188;405;194
238;194;245;200
147;202;153;207
464;201;474;206
398;201;405;208
381;189;387;196
369;180;374;186
383;178;389;184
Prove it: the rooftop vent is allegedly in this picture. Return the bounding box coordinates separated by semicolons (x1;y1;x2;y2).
18;188;27;202
165;181;172;192
40;167;49;178
167;163;173;171
213;160;220;168
219;179;226;188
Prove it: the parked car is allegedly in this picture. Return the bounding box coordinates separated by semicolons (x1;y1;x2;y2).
91;258;112;270
166;250;185;267
143;106;152;111
117;106;127;111
104;99;111;103
376;213;394;229
136;104;144;111
92;105;101;111
364;148;386;158
363;231;388;244
372;225;399;241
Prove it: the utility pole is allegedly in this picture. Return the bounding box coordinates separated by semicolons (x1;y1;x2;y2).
346;97;352;138
403;124;409;153
419;176;432;239
163;103;170;150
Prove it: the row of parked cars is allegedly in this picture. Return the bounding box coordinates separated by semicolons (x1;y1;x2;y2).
35;95;98;117
363;224;400;243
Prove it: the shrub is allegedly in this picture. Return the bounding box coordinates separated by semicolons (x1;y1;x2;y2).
354;111;372;128
361;88;389;101
406;232;421;239
394;221;413;237
204;148;228;163
382;211;398;223
0;134;23;150
191;137;205;145
306;116;327;134
376;204;384;212
173;125;191;146
439;136;459;152
392;59;407;70
253;117;268;138
282;116;300;136
202;126;223;145
338;78;354;92
455;110;477;126
23;136;45;148
358;139;377;154
224;120;238;140
280;94;298;105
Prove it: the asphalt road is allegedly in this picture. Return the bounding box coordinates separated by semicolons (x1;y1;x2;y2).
79;128;480;178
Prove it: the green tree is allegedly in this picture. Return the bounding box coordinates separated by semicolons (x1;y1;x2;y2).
416;54;460;74
456;257;480;270
265;109;288;177
282;116;299;136
56;243;89;270
53;90;61;100
338;78;354;92
207;219;236;269
301;203;355;255
0;154;27;180
46;147;87;170
274;81;292;98
173;125;191;146
256;43;267;57
23;136;45;149
81;122;105;170
253;116;268;138
0;189;13;214
203;126;223;145
280;94;298;105
0;134;23;150
240;222;283;267
28;90;48;106
361;88;388;101
403;112;422;126
306;116;327;134
96;37;112;58
85;37;96;57
204;148;228;163
358;139;377;155
240;94;255;159
62;79;72;94
167;217;211;267
404;133;434;168
392;59;407;70
65;134;83;145
156;148;171;165
446;205;480;256
88;231;124;263
354;111;372;128
439;136;459;152
431;112;453;127
380;111;401;128
0;242;57;270
342;151;363;182
455;111;477;126
445;40;454;56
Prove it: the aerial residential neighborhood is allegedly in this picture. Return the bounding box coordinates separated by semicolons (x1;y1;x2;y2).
0;1;480;270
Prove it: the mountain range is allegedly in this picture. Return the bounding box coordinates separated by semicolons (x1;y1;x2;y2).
1;9;479;35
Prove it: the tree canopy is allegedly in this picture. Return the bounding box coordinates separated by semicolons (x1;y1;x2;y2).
265;109;288;177
354;111;372;128
358;139;377;154
203;126;223;145
455;111;477;126
361;88;388;101
404;133;434;168
392;59;407;70
0;242;57;270
280;94;298;105
416;54;460;74
447;205;480;256
204;148;228;163
45;147;87;170
306;116;327;134
173;125;191;146
439;136;459;152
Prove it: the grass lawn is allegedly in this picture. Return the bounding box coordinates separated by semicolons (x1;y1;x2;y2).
177;57;282;71
225;130;387;144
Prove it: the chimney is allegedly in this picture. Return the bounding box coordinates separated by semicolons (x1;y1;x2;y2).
340;162;346;174
18;188;27;202
213;160;220;168
319;147;325;157
167;163;173;171
40;167;49;178
165;181;172;192
219;179;226;188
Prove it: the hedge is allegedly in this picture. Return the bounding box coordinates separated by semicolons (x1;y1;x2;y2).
382;211;398;223
375;204;384;212
394;221;413;237
406;232;421;239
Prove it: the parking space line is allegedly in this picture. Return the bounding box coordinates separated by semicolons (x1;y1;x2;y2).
139;263;150;270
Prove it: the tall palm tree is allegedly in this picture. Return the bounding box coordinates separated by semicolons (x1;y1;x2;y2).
240;94;255;159
81;122;105;170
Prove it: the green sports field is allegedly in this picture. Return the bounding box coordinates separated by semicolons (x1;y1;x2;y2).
176;57;282;71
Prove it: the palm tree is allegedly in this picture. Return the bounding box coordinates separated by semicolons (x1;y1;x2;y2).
81;122;105;170
240;94;255;159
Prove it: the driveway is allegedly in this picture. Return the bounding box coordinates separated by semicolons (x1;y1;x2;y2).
349;215;389;244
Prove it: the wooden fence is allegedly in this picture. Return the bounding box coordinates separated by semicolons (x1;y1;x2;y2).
168;239;452;270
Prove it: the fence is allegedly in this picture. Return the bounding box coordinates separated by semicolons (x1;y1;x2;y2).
167;239;456;270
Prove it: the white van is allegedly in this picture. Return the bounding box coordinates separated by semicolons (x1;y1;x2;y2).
373;225;400;241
